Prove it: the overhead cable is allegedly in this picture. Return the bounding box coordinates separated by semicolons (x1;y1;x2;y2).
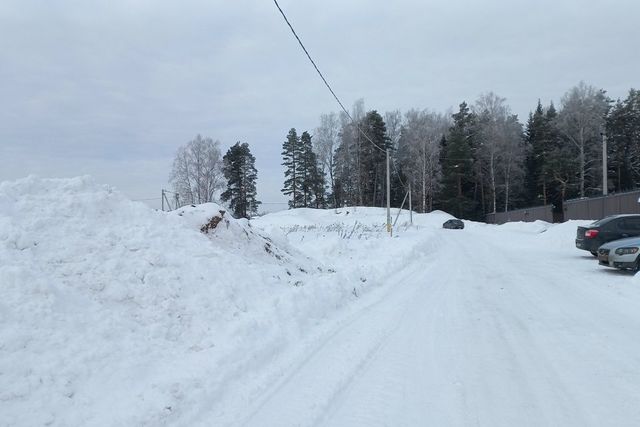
272;0;385;153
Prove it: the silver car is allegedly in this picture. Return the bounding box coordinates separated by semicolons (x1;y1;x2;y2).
597;236;640;271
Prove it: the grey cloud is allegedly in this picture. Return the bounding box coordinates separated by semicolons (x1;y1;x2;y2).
2;0;639;208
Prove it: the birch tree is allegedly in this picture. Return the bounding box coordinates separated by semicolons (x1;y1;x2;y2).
314;112;339;206
474;93;525;213
170;135;224;205
500;115;526;211
556;82;609;198
397;109;449;212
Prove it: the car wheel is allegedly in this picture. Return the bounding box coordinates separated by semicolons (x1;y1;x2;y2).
635;256;640;272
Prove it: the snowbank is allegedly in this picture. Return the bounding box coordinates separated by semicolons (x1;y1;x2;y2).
535;220;594;249
494;219;552;234
0;176;361;426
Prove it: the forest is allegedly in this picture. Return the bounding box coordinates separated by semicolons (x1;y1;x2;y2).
282;82;640;220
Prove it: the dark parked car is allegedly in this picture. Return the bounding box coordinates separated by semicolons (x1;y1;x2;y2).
575;214;640;256
443;219;464;229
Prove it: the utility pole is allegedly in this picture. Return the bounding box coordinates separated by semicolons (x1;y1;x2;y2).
408;183;412;225
386;149;391;235
602;132;608;196
161;189;165;212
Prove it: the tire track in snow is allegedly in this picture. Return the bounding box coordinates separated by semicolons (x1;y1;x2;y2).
473;230;640;426
214;224;640;426
314;270;452;427
237;259;447;427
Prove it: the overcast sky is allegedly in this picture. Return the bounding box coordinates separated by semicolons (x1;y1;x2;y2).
1;0;638;211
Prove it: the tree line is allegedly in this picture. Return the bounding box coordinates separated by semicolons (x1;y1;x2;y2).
170;135;260;219
281;82;640;220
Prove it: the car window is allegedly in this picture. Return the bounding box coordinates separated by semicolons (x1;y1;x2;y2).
622;217;640;231
591;217;613;227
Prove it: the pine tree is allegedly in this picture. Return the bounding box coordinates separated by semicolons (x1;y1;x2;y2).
220;142;260;219
525;101;545;205
299;131;326;208
310;161;326;208
281;128;304;208
360;110;393;207
540;103;560;206
299;131;314;207
524;100;559;206
438;102;477;219
607;89;640;191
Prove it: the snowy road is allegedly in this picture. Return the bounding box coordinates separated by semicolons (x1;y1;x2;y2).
236;225;640;427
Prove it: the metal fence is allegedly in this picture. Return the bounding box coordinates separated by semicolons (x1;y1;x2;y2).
486;190;640;224
564;190;640;220
486;205;553;224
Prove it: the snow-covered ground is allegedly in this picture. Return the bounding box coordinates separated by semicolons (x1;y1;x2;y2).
2;176;640;426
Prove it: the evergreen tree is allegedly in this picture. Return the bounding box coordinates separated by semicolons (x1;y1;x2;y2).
303;135;327;208
525;101;546;205
220;142;260;219
438;102;477;219
525;100;557;206
606;89;640;191
281;128;304;208
360;110;393;207
299;131;315;207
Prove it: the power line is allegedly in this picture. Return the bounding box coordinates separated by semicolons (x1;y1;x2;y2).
272;0;385;153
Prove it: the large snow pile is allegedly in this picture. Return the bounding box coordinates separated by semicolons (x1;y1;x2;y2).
0;176;360;426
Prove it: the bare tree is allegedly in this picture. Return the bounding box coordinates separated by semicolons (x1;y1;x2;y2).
170;135;224;205
475;92;508;213
397;109;449;212
333;99;367;206
385;110;403;150
474;92;525;213
500;115;526;211
314;112;339;206
556;82;609;198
